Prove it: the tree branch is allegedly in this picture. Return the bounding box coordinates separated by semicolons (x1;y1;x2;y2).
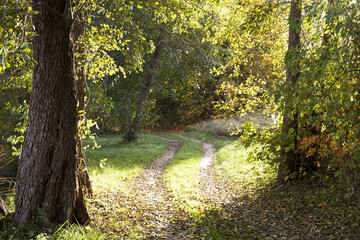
70;0;89;26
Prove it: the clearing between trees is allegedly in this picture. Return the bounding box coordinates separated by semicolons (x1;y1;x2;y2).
1;129;360;239
82;131;360;239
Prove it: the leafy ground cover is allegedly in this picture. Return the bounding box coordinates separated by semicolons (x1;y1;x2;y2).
184;120;360;239
1;134;168;239
2;125;360;239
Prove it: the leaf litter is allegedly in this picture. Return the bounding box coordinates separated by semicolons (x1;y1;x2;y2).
88;137;202;239
88;135;360;239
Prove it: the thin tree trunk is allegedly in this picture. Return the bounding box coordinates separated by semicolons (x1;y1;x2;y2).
73;12;93;196
277;0;302;185
125;43;162;142
0;196;9;216
15;0;89;225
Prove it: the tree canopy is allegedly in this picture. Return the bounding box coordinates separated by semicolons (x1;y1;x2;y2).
1;0;360;227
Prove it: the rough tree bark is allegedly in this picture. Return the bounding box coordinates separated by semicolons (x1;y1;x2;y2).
15;0;90;224
125;42;162;142
277;0;302;185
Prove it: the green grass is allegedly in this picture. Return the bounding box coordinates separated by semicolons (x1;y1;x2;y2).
184;130;275;187
86;134;167;191
182;130;276;239
85;134;169;239
0;210;106;240
53;224;105;240
186;113;275;138
163;131;276;239
162;134;203;214
215;142;275;188
3;127;359;239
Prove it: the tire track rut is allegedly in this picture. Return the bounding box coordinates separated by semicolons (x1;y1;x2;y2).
127;137;195;239
180;136;233;204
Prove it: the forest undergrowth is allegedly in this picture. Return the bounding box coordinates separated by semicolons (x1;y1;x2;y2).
1;121;360;239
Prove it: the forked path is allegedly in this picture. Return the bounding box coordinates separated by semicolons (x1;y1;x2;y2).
90;135;231;239
128;135;231;238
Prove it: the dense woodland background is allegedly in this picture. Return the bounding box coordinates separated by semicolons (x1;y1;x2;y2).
1;0;360;239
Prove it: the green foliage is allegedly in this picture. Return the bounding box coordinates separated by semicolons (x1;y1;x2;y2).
206;0;360;191
101;2;221;131
0;1;33;158
0;1;33;83
205;0;287;116
276;1;360;184
5;103;28;158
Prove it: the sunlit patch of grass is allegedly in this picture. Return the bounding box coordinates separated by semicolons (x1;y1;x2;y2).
184;116;276;191
183;130;277;238
52;224;105;240
85;134;169;239
185;126;360;239
162;134;204;215
183;131;276;190
183;130;215;142
215;142;276;188
86;134;167;191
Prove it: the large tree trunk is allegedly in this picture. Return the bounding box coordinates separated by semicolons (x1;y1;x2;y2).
125;43;162;142
277;0;302;185
15;0;89;225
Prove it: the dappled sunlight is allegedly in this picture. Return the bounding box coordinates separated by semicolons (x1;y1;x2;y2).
2;0;360;238
216;143;276;187
87;135;201;239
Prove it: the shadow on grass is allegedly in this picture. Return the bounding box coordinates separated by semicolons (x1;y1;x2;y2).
179;131;360;239
85;134;168;183
196;177;360;240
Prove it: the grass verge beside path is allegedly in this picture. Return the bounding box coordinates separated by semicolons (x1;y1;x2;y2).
184;131;275;190
184;130;360;239
161;134;204;216
86;134;167;191
86;134;169;239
